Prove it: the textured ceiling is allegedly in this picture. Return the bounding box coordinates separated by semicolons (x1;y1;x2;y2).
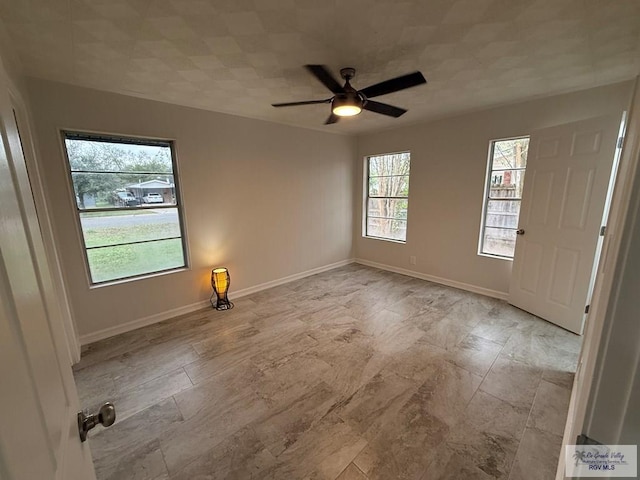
1;0;639;134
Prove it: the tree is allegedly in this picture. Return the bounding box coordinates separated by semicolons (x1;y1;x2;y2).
117;150;173;188
66;141;121;208
493;138;529;170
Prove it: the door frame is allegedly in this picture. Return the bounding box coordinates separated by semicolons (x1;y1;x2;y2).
6;79;81;364
556;76;640;477
0;56;96;480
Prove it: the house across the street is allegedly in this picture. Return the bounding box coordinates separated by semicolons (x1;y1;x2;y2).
126;179;174;203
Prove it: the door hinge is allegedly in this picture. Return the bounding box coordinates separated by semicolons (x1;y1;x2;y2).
600;225;606;236
617;136;625;148
585;304;590;314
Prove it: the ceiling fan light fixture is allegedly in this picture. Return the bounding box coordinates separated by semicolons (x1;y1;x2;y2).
332;94;363;117
333;104;362;116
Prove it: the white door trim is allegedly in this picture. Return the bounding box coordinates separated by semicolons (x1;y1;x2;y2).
556;76;640;478
7;83;81;363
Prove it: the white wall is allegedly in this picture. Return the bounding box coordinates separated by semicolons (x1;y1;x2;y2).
355;82;634;296
27;78;355;339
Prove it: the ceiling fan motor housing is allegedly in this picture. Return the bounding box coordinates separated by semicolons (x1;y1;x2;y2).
333;68;366;115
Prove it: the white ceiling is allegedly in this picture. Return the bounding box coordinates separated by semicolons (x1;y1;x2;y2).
1;0;639;134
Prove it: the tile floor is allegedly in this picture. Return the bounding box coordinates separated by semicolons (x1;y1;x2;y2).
74;264;580;480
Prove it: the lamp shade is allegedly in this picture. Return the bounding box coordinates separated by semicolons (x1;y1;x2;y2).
332;94;363;117
210;267;232;310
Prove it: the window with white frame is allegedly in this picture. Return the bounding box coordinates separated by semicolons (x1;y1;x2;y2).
365;152;410;242
479;137;530;258
62;132;187;284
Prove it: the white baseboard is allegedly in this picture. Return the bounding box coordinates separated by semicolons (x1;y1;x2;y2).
79;299;210;345
231;258;356;299
79;258;355;345
355;258;509;301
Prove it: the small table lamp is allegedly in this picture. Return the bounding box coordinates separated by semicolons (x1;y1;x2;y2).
210;267;233;310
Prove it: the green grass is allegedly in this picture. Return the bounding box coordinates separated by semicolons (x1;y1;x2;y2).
83;222;181;248
87;239;184;283
82;220;184;283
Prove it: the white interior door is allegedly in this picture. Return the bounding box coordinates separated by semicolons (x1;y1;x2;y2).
509;115;621;334
0;69;97;479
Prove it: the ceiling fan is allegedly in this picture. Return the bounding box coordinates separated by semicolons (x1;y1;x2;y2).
272;65;427;124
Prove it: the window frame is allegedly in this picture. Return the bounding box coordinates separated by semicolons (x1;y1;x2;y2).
478;135;530;260
61;130;189;286
363;151;411;244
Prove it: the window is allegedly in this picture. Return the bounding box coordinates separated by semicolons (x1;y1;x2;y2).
479;137;530;258
365;152;410;242
62;132;187;284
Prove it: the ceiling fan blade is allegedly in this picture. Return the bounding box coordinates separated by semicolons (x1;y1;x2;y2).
306;65;345;94
272;99;331;107
360;71;427;99
363;100;407;118
324;113;340;125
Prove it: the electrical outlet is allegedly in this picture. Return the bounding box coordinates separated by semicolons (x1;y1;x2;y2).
410;256;417;265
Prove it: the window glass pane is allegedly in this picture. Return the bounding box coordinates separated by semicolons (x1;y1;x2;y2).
71;172;176;209
365;152;410;242
80;208;181;248
87;238;185;284
488;169;525;199
367;198;408;220
367;218;407;242
368;175;409;198
491;138;529;170
65;139;172;173
481;227;517;257
368;152;410;178
485;200;521;229
480;137;529;259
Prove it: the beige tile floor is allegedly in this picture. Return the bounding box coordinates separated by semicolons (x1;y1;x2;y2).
74;264;580;480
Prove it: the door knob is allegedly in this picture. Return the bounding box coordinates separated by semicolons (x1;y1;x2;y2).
516;229;525;235
77;402;116;442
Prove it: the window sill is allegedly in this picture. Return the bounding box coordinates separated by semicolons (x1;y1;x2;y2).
88;266;189;289
477;252;513;261
363;235;406;245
